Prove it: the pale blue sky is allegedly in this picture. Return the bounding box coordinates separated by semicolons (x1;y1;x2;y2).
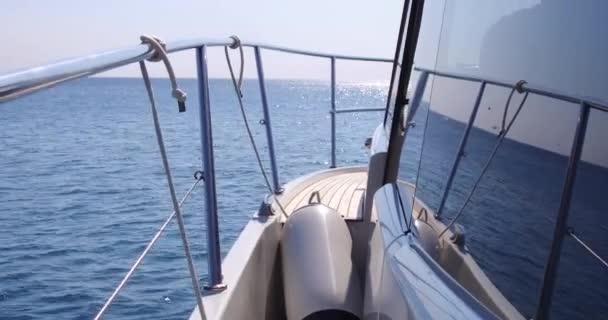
0;0;403;81
3;0;606;165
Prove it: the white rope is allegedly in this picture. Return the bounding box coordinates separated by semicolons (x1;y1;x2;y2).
227;35;244;96
568;228;608;269
140;35;187;112
438;85;529;239
499;80;527;135
93;175;203;320
224;36;288;219
138;61;206;320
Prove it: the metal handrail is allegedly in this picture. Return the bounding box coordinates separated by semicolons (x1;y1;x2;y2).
414;67;608;113
0;37;393;103
409;67;608;319
249;42;395;62
0;36;394;316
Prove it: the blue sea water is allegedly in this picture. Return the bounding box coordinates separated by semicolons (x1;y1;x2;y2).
0;78;385;319
0;78;606;319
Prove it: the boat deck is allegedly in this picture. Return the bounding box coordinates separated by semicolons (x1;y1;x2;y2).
279;167;368;221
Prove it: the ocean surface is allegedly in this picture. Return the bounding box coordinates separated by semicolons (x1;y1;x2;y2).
0;78;606;319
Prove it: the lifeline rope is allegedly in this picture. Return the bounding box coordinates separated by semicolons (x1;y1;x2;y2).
94;174;204;320
225;36;245;97
500;80;527;135
224;35;289;218
438;82;529;239
567;228;608;269
138;60;206;319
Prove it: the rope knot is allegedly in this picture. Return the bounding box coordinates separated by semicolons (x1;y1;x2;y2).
228;35;242;49
515;80;527;94
141;35;166;62
172;88;187;102
193;170;205;181
172;89;187;112
140;35;187;113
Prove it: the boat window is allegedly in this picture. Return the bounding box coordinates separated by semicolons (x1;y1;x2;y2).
383;0;416;129
397;1;608;318
396;0;445;185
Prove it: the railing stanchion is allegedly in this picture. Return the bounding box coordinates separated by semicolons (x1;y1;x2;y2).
436;81;486;218
196;45;226;291
535;102;590;320
254;46;282;194
330;57;337;168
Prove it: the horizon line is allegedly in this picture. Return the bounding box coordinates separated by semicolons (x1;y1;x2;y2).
91;75;391;84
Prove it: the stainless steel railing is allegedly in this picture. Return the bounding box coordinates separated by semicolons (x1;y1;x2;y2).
0;36;393;314
412;67;608;219
410;67;608;320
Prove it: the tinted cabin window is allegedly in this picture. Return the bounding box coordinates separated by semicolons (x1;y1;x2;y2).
398;1;608;318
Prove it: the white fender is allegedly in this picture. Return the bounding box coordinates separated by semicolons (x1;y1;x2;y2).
281;204;362;320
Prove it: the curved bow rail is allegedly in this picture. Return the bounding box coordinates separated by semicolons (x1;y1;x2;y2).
0;37;394;318
0;38;392;103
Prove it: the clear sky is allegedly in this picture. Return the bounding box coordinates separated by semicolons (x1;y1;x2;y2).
0;0;402;81
3;0;606;166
